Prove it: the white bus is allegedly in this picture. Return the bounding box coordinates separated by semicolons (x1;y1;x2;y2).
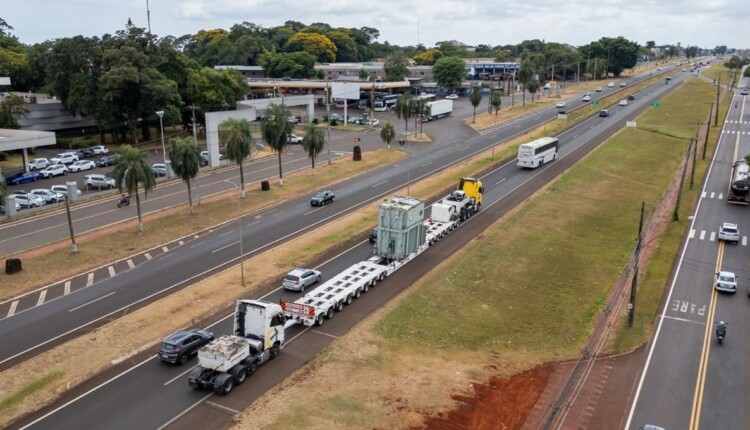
373;94;400;111
517;137;560;168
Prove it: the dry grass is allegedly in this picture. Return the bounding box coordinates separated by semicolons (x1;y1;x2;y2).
0;150;403;301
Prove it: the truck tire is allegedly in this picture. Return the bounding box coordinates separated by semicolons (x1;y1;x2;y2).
335;300;344;312
188;367;203;389
315;314;325;326
326;307;334;319
345;294;353;305
354;288;361;299
270;345;280;359
214;374;234;395
246;361;259;375
230;365;247;385
362;282;369;293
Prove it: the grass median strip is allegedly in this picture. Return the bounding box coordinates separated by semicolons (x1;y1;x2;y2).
233;78;720;429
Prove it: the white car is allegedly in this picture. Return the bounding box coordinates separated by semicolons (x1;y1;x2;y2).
595;87;603;92
90;145;109;155
607;82;615;88
287;134;303;144
619;99;628;106
582;95;592;102
555;101;566;109
715;271;737;293
50;184;81;197
85;174;115;189
27;158;50;171
39;164;69;178
50;152;78;165
364;118;380;126
718;222;740;243
14;193;44;209
619;82;627;87
445;94;459;100
68;160;96;172
30;189;64;204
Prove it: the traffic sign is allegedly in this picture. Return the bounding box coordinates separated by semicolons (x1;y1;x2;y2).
592;100;599;105
352;137;361;143
651;102;660;107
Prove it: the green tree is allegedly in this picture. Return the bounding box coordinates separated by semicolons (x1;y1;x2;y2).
413;48;444;65
261;103;293;185
384;50;409;81
358;68;368;80
380;121;395;150
221;117;254;196
169;136;201;214
394;92;414;135
527;79;540;102
112;145;156;233
328;29;359;62
258;50;317;78
518;58;534;106
432;56;466;92
469;85;482;123
301;123;325;174
490;90;502;115
0;94;28;128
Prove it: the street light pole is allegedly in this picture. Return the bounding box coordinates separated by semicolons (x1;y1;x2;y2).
156;110;166;165
224;179;245;286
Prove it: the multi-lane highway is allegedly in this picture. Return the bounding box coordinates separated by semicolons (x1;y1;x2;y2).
627;76;750;430
5;67;689;429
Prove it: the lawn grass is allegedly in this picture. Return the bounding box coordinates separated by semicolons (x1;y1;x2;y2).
0;371;64;415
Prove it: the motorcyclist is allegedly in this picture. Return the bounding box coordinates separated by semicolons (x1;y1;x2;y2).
716;321;727;342
118;193;130;206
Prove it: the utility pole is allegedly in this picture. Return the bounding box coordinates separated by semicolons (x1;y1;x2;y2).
326;82;332;165
65;196;77;253
190;104;201;204
689;136;698;190
673;143;690;221
715;75;721;127
703;102;713;160
628;201;645;327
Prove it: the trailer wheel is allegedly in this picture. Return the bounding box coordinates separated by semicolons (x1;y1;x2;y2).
354;288;362;299
246;361;258;375
345;294;353;305
326;307;335;319
230;365;247;385
315;314;325;326
362;283;370;293
335;301;344;312
379;272;386;281
370;278;377;288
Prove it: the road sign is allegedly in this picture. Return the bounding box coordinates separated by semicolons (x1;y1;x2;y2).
651;102;660;107
592;100;599;105
626;121;637;128
352;137;361;143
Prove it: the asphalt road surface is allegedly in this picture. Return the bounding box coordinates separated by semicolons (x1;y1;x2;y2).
6;67;687;430
627;76;750;430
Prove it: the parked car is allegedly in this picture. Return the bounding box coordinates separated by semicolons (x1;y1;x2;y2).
85;174;115;189
14;193;44;209
90;145;109;155
0;200;21;214
151;163;167;177
718;222;740;243
51;184;81;197
555;101;566;108
7;171;41;185
286;116;301;124
445;94;459;100
347;116;364;124
287;134;303;144
283;268;322;292
157;329;215;365
582;95;592;102
715;271;737;293
97;153;120;167
311;190;335;206
39;164;68;178
27;158;50;171
73;148;95;159
68;160;96;173
619;99;628;106
50;152;78;165
364;118;380;126
29;189;64;204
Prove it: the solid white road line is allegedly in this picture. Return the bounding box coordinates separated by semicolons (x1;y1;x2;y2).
662;315;706;325
163;366;197;386
206;401;240;414
156;393;214;430
68;292;116;313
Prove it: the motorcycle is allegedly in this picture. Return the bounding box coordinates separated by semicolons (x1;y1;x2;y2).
716;321;727;345
117;195;130;208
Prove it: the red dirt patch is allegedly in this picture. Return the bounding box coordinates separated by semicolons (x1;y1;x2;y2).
410;364;553;430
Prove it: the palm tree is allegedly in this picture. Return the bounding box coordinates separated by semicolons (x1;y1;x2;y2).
112;144;156;233
169;136;201;214
518;59;534;106
221;117;254;197
380;122;395;150
301;123;325;175
527;79;540;102
394;92;413;136
413;98;428;136
490;89;502;115
469;85;482;123
261;103;293;186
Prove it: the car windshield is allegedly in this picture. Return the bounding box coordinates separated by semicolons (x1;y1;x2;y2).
723;227;738;234
314;192;324;198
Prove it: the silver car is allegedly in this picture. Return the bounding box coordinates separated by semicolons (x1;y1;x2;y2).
715;271;737;293
30;189;64;204
283;268;322;292
718;222;740;243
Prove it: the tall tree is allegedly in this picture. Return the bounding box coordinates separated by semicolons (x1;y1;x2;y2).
380;121;395;150
394;92;413;135
285;32;337;62
221;117;254;196
260;103;293;185
384;50;409;81
518;58;534;106
432;56;466;92
169;136;201;214
0;94;28;129
469;85;482;123
527;79;540;102
301;123;325;174
490;90;502;115
112;145;156;233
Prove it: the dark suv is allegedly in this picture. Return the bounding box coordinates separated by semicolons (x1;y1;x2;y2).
158;329;215;365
